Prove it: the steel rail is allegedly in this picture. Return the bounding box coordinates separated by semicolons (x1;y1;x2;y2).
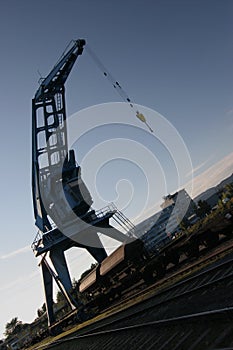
31;254;233;350
36;306;233;349
95;252;233;326
28;239;233;350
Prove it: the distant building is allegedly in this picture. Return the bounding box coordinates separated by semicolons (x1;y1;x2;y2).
141;189;196;253
134;211;161;238
161;189;196;233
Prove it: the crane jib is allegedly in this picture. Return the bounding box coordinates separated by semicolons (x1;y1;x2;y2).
34;39;85;102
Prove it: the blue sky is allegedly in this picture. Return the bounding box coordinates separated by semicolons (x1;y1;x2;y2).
0;0;233;338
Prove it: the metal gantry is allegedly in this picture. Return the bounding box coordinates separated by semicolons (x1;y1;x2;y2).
31;39;134;328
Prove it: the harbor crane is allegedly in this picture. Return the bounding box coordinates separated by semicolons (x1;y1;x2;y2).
31;39;135;328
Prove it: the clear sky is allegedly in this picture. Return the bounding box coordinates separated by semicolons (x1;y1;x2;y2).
0;0;233;338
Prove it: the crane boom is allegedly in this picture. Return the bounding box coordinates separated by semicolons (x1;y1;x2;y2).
34;40;85;102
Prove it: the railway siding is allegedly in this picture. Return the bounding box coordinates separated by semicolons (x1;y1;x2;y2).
33;249;233;350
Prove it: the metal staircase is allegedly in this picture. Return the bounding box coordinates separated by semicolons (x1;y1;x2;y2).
95;203;136;238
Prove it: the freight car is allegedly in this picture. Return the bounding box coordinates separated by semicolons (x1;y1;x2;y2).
79;210;233;300
142;209;233;283
79;238;147;309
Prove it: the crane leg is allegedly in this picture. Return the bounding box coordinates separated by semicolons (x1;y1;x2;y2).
73;230;108;263
41;260;55;327
49;249;73;292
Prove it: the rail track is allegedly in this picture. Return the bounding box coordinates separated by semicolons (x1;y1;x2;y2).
34;307;233;350
42;235;233;339
31;243;233;350
34;216;233;340
96;236;233;317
